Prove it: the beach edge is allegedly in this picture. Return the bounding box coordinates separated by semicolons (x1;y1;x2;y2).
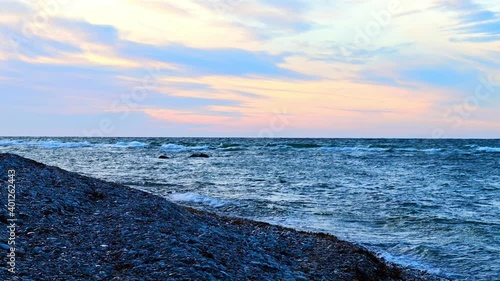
0;153;450;280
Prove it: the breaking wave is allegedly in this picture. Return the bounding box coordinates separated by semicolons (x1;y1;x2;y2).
160;143;210;152
169;192;226;208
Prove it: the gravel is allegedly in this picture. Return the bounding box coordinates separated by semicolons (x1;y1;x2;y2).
0;153;450;281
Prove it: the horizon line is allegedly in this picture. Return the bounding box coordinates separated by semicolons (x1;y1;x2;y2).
1;136;499;140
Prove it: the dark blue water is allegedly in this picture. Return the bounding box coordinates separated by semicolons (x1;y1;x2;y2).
1;137;499;280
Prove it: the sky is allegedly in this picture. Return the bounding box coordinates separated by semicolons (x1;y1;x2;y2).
0;0;499;138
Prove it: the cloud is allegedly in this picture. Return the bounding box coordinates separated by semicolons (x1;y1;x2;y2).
143;108;235;125
0;0;499;137
54;0;262;50
434;0;500;42
119;42;310;78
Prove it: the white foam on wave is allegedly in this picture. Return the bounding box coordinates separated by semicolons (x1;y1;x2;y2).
420;148;443;153
476;146;500;152
319;146;389;152
0;140;23;147
318;146;446;153
40;141;93;148
0;140;92;148
378;251;442;276
161;143;209;152
169;192;226;208
399;148;441;152
0;139;151;149
112;141;148;148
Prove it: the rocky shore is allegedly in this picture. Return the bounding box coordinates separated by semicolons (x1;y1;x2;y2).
0;153;449;280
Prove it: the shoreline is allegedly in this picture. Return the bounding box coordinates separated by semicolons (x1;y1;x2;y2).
0;153;450;280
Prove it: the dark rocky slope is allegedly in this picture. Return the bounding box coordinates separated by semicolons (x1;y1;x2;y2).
0;153;449;281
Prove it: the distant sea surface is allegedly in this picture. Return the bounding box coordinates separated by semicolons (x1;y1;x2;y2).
1;137;499;280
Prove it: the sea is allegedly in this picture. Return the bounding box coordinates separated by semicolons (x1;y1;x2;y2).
1;137;498;280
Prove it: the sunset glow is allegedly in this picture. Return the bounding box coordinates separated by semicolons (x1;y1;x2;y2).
1;0;499;137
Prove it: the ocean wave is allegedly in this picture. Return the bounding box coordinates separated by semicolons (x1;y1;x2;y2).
367;145;444;153
41;141;93;148
313;146;450;153
112;141;148;148
378;251;441;276
286;143;323;149
0;139;152;149
218;143;241;149
465;144;479;148
217;143;246;151
0;140;93;148
319;146;390;152
0;140;24;147
419;148;443;153
476;146;500;153
397;148;419;152
169;192;226;208
259;144;328;150
217;147;245;151
161;143;210;152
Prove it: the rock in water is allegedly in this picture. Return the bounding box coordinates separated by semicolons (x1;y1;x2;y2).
158;155;169;159
189;153;209;158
